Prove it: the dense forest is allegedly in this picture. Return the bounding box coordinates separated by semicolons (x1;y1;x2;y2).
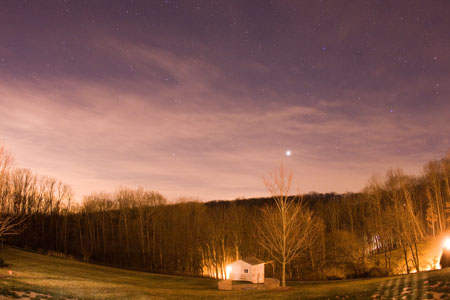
1;144;450;281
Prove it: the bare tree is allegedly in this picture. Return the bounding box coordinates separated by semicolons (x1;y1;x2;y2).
0;145;13;210
365;174;394;275
257;165;314;287
0;145;28;240
423;161;446;233
0;214;27;238
385;169;423;273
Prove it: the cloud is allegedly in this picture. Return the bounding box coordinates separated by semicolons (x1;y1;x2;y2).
0;31;449;201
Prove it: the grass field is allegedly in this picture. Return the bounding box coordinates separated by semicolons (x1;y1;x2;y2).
1;247;450;300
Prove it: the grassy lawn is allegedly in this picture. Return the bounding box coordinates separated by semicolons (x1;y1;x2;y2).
1;247;450;299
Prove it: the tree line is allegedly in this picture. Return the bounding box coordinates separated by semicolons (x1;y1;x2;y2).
1;144;450;281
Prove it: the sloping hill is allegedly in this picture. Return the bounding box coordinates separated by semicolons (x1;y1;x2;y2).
1;246;450;299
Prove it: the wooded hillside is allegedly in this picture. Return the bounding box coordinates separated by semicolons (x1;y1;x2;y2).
2;144;450;280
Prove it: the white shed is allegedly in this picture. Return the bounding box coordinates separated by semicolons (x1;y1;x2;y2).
227;257;265;283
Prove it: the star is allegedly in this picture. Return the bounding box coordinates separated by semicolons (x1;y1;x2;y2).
285;150;292;156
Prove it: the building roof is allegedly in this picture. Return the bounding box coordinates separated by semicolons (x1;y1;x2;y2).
241;257;264;265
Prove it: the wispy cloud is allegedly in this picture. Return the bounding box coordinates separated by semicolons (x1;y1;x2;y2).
1;25;449;201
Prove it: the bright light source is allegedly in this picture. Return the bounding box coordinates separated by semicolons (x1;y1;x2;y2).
226;265;232;274
444;237;450;250
225;265;232;280
285;150;291;156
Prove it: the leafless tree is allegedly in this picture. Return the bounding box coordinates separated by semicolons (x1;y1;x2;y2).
257;165;314;287
0;214;27;238
423;161;446;233
385;169;423;273
0;145;28;240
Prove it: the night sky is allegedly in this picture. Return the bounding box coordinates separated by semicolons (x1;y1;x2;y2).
1;1;449;201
